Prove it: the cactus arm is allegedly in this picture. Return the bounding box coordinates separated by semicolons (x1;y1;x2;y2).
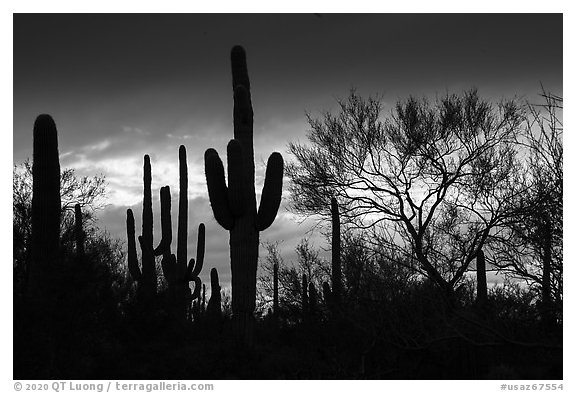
189;224;205;278
126;209;142;281
154;186;172;256
205;148;234;230
256;152;284;231
185;258;196;280
227;140;245;217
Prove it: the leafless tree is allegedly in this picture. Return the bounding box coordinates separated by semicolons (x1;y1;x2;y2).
287;89;528;305
490;89;562;325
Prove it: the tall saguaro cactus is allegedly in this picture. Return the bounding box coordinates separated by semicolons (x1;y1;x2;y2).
541;217;554;328
155;146;205;320
302;273;309;316
273;262;279;316
30;114;61;294
308;282;317;317
205;46;284;344
74;203;85;259
126;155;157;302
476;249;488;308
331;197;342;306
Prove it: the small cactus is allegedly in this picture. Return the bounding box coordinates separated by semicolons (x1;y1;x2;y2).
205;46;283;344
476;249;487;307
273;262;279;316
74;203;85;259
308;282;317;317
206;268;222;322
331;197;342;306
201;283;206;313
191;299;201;322
541;218;554;329
322;281;336;315
302;273;309;316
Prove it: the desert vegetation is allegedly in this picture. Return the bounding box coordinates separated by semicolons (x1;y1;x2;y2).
13;46;562;379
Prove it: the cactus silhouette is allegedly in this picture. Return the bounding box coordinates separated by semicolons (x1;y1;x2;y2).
301;275;317;319
320;198;342;314
322;281;333;308
160;219;205;320
126;155;157;302
74;203;85;259
206;267;222;322
156;146;205;320
202;283;206;313
308;282;317;317
476;249;487;308
191;299;201;322
273;262;279;316
302;273;309;316
331;197;342;306
29;114;61;294
204;46;284;344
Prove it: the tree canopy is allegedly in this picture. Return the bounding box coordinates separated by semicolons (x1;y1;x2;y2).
287;89;532;301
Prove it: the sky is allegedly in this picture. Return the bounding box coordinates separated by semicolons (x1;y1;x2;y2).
13;13;563;288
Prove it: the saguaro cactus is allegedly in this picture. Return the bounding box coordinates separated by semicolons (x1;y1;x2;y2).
201;283;207;313
322;281;333;307
205;46;284;344
155;146;205;320
331;197;342;306
207;267;222;321
308;282;317;317
476;249;487;308
74;203;85;259
29;114;61;294
540;217;554;328
273;262;279;316
160;220;205;320
126;155;157;302
302;273;309;316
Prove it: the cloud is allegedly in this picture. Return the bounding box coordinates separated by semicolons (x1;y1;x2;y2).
122;126;150;136
82;139;111;152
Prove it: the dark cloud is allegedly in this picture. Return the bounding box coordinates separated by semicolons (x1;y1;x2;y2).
15;14;562;160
